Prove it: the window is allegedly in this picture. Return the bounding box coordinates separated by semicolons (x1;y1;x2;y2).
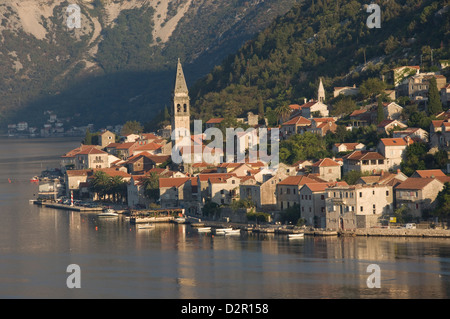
220;190;224;194
360;206;364;212
232;180;235;184
359;192;363;198
321;195;325;200
287;189;290;195
386;190;389;196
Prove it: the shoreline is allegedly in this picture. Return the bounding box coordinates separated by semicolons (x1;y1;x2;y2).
340;228;450;238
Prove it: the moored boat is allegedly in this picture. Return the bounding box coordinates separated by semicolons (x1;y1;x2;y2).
196;227;211;233
97;208;119;217
288;233;304;239
224;229;241;236
214;227;233;234
138;224;155;229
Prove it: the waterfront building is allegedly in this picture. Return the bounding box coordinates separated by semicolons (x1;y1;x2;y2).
325;184;394;230
395;177;446;218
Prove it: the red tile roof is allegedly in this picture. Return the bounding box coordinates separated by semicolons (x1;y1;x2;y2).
414;169;447;178
206;118;224;124
159;177;190;188
312;158;341;167
282;116;311;126
278;175;320;186
344;151;385;160
134;142;163;151
380;137;414;146
395;178;443;190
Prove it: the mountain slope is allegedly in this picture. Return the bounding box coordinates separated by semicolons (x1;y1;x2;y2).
0;0;302;131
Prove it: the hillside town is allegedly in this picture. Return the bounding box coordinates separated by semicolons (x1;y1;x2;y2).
36;60;450;231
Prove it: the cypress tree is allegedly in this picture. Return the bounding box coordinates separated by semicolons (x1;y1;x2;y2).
427;77;443;115
377;98;385;124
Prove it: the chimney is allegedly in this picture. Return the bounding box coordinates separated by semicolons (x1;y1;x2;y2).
304;98;307;104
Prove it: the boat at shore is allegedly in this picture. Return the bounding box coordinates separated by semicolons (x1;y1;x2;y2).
288;233;304;239
97;208;119;217
224;229;241;236
214;227;233;234
138;224;155;229
196;227;211;233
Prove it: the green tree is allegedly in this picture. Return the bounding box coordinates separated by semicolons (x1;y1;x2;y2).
330;97;357;117
433;183;450;226
142;172;160;202
427;77;443;116
274;104;291;125
90;171;110;201
121;120;144;136
279;132;330;164
359;78;387;100
377;98;385;124
83;128;93;145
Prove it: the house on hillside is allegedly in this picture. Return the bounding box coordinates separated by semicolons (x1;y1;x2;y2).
280;116;311;138
377;119;408;135
332;143;366;154
378;137;414;170
310;158;342;182
343;151;387;174
99;130;116;148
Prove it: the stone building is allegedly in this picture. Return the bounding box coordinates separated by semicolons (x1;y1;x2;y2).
310;158;342;182
325;184;394;230
394;177;445;218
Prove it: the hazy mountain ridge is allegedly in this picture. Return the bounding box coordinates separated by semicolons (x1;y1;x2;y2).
0;0;302;131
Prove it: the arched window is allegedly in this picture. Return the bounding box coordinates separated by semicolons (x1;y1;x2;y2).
177;104;181;112
183;104;187;112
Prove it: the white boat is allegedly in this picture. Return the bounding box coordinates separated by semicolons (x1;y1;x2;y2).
214;227;233;234
97;208;119;217
174;217;186;224
224;229;241;236
196;227;211;233
138;224;155;229
288;233;304;239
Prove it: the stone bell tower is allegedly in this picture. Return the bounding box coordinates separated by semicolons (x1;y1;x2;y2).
318;77;325;103
172;58;190;138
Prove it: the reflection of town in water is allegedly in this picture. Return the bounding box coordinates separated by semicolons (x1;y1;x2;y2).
30;207;450;299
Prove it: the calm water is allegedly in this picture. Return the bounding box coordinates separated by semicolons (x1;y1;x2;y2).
1;137;450;299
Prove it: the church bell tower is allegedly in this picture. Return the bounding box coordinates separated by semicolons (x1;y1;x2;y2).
172;58;190;138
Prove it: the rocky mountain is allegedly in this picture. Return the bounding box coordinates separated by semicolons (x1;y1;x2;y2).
0;0;301;131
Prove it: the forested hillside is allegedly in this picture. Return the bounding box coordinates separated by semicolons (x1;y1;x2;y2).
190;0;450;122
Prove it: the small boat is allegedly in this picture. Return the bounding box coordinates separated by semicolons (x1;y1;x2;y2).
196;227;211;233
288;233;304;239
224;229;241;236
173;217;186;224
97;208;119;217
30;176;39;183
138;224;155;229
214;227;233;234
